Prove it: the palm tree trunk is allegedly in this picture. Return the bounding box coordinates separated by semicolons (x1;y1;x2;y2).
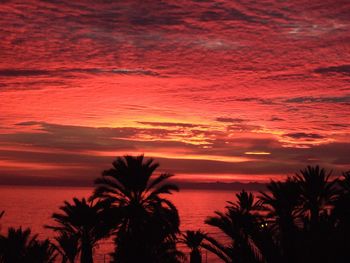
190;249;202;263
80;238;93;263
310;206;319;229
280;218;297;263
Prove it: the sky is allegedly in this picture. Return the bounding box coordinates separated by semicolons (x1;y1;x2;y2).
0;0;349;186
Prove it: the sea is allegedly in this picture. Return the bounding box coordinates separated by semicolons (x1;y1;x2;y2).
0;186;247;262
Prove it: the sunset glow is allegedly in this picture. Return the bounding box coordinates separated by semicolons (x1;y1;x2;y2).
0;0;349;185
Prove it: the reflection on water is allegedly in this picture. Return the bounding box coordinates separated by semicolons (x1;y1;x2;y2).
0;186;244;262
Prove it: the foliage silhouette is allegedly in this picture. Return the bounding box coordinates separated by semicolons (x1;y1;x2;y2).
259;178;301;263
331;171;350;263
92;155;182;263
203;190;265;263
203;165;349;263
52;231;79;263
181;230;205;263
294;165;338;228
2;159;350;263
0;211;3;232
47;198;115;263
0;227;57;263
293;165;338;263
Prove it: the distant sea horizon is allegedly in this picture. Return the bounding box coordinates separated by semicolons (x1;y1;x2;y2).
0;180;267;191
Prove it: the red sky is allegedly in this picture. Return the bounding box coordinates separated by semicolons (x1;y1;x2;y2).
0;0;349;185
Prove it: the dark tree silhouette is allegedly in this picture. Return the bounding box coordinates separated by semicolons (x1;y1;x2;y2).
47;198;114;263
3;160;350;263
294;165;338;227
334;172;350;224
202;166;345;263
259;178;301;263
92;155;182;263
182;230;205;263
332;171;350;263
293;166;338;263
53;231;79;263
0;210;3;232
203;190;265;263
0;227;57;263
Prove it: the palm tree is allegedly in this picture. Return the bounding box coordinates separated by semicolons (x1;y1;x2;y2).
53;231;79;263
259;178;301;263
333;171;350;222
339;171;350;192
290;166;339;263
203;190;265;263
0;210;3;232
332;171;350;263
25;239;57;263
294;165;338;227
47;198;115;263
0;227;57;263
92;155;181;263
182;230;205;263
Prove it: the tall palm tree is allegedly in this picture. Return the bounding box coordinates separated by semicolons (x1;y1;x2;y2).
47;198;115;263
92;155;181;263
0;227;57;263
182;230;205;263
259;178;301;263
203;190;265;263
292;166;339;263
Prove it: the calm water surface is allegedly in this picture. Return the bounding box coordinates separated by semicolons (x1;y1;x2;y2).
0;186;244;262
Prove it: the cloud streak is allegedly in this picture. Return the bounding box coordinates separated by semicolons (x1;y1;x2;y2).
0;121;348;184
0;68;160;78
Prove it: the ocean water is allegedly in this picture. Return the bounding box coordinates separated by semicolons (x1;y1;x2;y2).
0;186;243;262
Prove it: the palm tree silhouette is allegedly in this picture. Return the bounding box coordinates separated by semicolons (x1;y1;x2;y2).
92;155;181;263
53;231;79;263
282;165;339;263
334;171;350;222
24;239;57;263
294;165;338;227
203;190;265;263
0;227;57;263
339;171;350;192
182;230;205;263
0;210;4;232
47;198;114;263
259;178;301;263
332;171;350;263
